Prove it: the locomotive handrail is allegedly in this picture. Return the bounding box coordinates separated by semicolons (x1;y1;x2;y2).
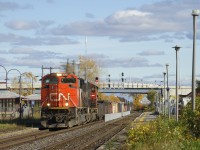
41;97;49;107
69;97;77;107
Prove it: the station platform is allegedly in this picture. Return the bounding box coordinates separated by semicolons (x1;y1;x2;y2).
97;111;158;150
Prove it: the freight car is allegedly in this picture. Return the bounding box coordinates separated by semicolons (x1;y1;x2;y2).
40;73;98;128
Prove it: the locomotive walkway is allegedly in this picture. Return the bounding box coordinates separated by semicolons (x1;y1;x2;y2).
97;111;158;150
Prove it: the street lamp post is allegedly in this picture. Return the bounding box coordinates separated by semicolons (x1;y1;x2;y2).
7;69;22;123
163;72;166;115
192;10;199;111
173;45;181;122
0;65;8;89
166;63;170;119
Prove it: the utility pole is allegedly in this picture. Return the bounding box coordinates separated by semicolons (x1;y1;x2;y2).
166;63;170;119
85;36;89;107
163;72;166;115
173;45;181;122
42;65;59;77
191;10;199;111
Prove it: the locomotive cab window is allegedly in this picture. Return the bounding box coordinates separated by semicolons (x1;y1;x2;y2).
51;77;58;84
61;78;76;84
44;77;58;84
44;78;50;84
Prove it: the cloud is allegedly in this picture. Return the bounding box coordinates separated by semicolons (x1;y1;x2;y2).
185;32;200;40
1;0;198;46
5;20;39;30
5;20;55;30
0;33;26;43
2;0;195;46
10;59;60;68
137;50;165;56
0;47;65;68
39;20;55;27
85;13;95;19
0;57;10;66
0;1;32;12
0;50;8;54
0;33;78;45
105;10;152;24
9;47;63;60
44;0;199;42
0;49;163;72
14;36;79;45
98;56;162;68
9;47;35;54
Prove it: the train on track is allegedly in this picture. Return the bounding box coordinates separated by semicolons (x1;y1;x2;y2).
41;73;100;128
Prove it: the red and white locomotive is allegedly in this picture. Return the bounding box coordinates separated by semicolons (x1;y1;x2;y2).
41;73;98;128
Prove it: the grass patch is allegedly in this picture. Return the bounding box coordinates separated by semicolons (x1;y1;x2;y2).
0;117;41;134
0;123;25;134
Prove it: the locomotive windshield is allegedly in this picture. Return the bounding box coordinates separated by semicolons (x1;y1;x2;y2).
44;77;58;84
61;78;76;83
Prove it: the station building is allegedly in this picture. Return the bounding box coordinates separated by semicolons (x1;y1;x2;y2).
0;83;41;120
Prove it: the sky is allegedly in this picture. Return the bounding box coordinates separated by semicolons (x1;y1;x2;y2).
0;0;200;86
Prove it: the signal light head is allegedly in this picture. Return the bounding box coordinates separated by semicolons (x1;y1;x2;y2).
95;77;99;84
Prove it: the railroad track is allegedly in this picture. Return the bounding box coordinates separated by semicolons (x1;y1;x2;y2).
0;130;49;149
0;112;141;150
42;112;141;150
0;121;102;150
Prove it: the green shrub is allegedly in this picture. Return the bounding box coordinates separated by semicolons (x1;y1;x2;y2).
127;117;199;150
180;97;200;137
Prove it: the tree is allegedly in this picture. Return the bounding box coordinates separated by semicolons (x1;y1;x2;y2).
61;55;101;83
196;80;200;95
11;72;38;96
147;90;157;109
133;94;144;110
98;93;120;102
98;93;109;101
109;94;120;102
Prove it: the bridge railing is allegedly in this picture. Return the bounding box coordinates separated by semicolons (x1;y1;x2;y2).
99;82;163;89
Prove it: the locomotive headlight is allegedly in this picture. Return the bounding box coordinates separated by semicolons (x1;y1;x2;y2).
57;73;62;76
65;102;69;106
47;103;50;107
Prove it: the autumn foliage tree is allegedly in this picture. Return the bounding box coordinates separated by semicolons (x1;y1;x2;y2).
11;72;38;96
98;93;120;102
61;55;101;83
147;90;156;109
133;94;144;110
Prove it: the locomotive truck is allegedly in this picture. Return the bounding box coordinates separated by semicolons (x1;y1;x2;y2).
40;73;98;128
